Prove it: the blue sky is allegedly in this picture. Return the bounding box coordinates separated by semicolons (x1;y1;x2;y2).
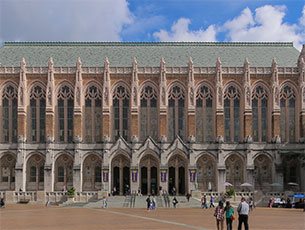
1;0;305;48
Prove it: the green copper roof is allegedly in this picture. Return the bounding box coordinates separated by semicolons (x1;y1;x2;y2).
0;42;300;67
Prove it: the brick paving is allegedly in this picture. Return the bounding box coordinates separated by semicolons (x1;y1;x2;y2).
0;204;304;230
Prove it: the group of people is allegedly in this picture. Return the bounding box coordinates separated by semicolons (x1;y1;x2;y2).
214;197;250;230
146;195;157;210
201;195;215;208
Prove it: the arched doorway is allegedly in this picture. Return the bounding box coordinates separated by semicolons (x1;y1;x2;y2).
111;154;130;195
197;154;217;191
26;154;45;191
225;154;244;190
168;154;187;195
0;153;16;190
254;154;272;190
54;153;73;191
139;154;159;195
82;154;102;191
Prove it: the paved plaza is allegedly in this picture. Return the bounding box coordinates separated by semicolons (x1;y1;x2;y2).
0;204;304;230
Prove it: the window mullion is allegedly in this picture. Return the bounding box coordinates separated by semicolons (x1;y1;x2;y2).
258;99;262;142
64;100;67;142
92;99;95;142
9;99;12;143
230;99;234;142
36;99;40;143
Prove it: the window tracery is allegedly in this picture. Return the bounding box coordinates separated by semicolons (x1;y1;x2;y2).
2;85;18;143
140;85;158;141
113;85;130;141
252;85;268;142
225;154;243;188
168;85;185;141
84;85;102;143
57;85;74;143
280;85;296;142
29;85;46;143
0;154;16;190
224;85;240;142
196;85;214;142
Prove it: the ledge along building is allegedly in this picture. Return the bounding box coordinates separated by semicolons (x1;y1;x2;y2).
0;42;304;202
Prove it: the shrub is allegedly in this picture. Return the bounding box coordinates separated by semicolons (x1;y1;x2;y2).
67;187;75;197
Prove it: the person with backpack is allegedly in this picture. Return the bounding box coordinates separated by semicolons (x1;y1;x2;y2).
172;197;178;208
224;201;234;230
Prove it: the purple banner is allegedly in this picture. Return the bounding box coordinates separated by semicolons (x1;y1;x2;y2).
103;171;109;182
161;171;167;182
132;170;138;182
189;170;196;182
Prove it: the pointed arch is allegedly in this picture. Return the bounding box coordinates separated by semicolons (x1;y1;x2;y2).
56;83;74;143
83;83;103;143
54;152;74;191
82;152;103;191
28;83;46;143
280;82;297;142
196;152;217;191
139;81;159;141
252;83;270;142
253;152;272;190
112;82;130;142
223;82;242;143
167;82;186;142
225;152;245;188
1;82;18;143
26;153;45;191
0;152;16;190
195;82;215;143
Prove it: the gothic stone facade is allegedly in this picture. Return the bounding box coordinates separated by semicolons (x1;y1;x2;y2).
0;42;304;197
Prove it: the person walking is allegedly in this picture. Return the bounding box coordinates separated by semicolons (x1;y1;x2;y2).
210;195;215;208
172;197;178;208
146;195;151;210
214;201;225;230
237;197;249;230
224;201;234;230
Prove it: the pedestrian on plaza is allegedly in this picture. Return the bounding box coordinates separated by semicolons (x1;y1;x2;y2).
201;195;208;209
172;187;176;196
186;193;191;202
224;201;234;230
146;195;151;210
210;195;215;208
0;198;5;208
173;197;178;208
152;196;157;210
237;197;249;230
248;197;254;211
102;196;107;208
214;201;225;230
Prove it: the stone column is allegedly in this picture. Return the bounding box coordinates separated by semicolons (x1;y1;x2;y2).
15;138;26;192
103;57;111;141
74;57;83;142
215;57;224;140
73;147;82;192
148;167;151;195
119;162;123;195
159;58;167;141
175;160;179;194
188;167;196;193
160;166;168;194
131;57;139;139
130;167;138;194
271;58;281;141
44;142;54;192
217;167;226;193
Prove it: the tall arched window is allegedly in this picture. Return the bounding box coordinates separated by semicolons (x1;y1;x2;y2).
168;85;186;142
57;85;74;143
2;85;18;143
113;85;130;141
224;85;241;142
252;86;268;142
84;85;102;143
196;85;214;142
280;85;296;142
140;85;158;141
29;85;46;143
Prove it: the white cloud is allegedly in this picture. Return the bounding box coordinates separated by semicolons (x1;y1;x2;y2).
223;5;303;49
0;0;133;41
153;18;217;42
300;5;305;27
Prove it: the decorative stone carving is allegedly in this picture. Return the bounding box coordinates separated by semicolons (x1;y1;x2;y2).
160;57;167;106
244;135;253;143
216;57;223;109
103;135;110;143
74;135;82;143
216;135;224;143
103;57;110;107
18;135;26;143
188;57;195;107
160;135;167;143
271;58;280;109
188;135;196;143
131;135;138;143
